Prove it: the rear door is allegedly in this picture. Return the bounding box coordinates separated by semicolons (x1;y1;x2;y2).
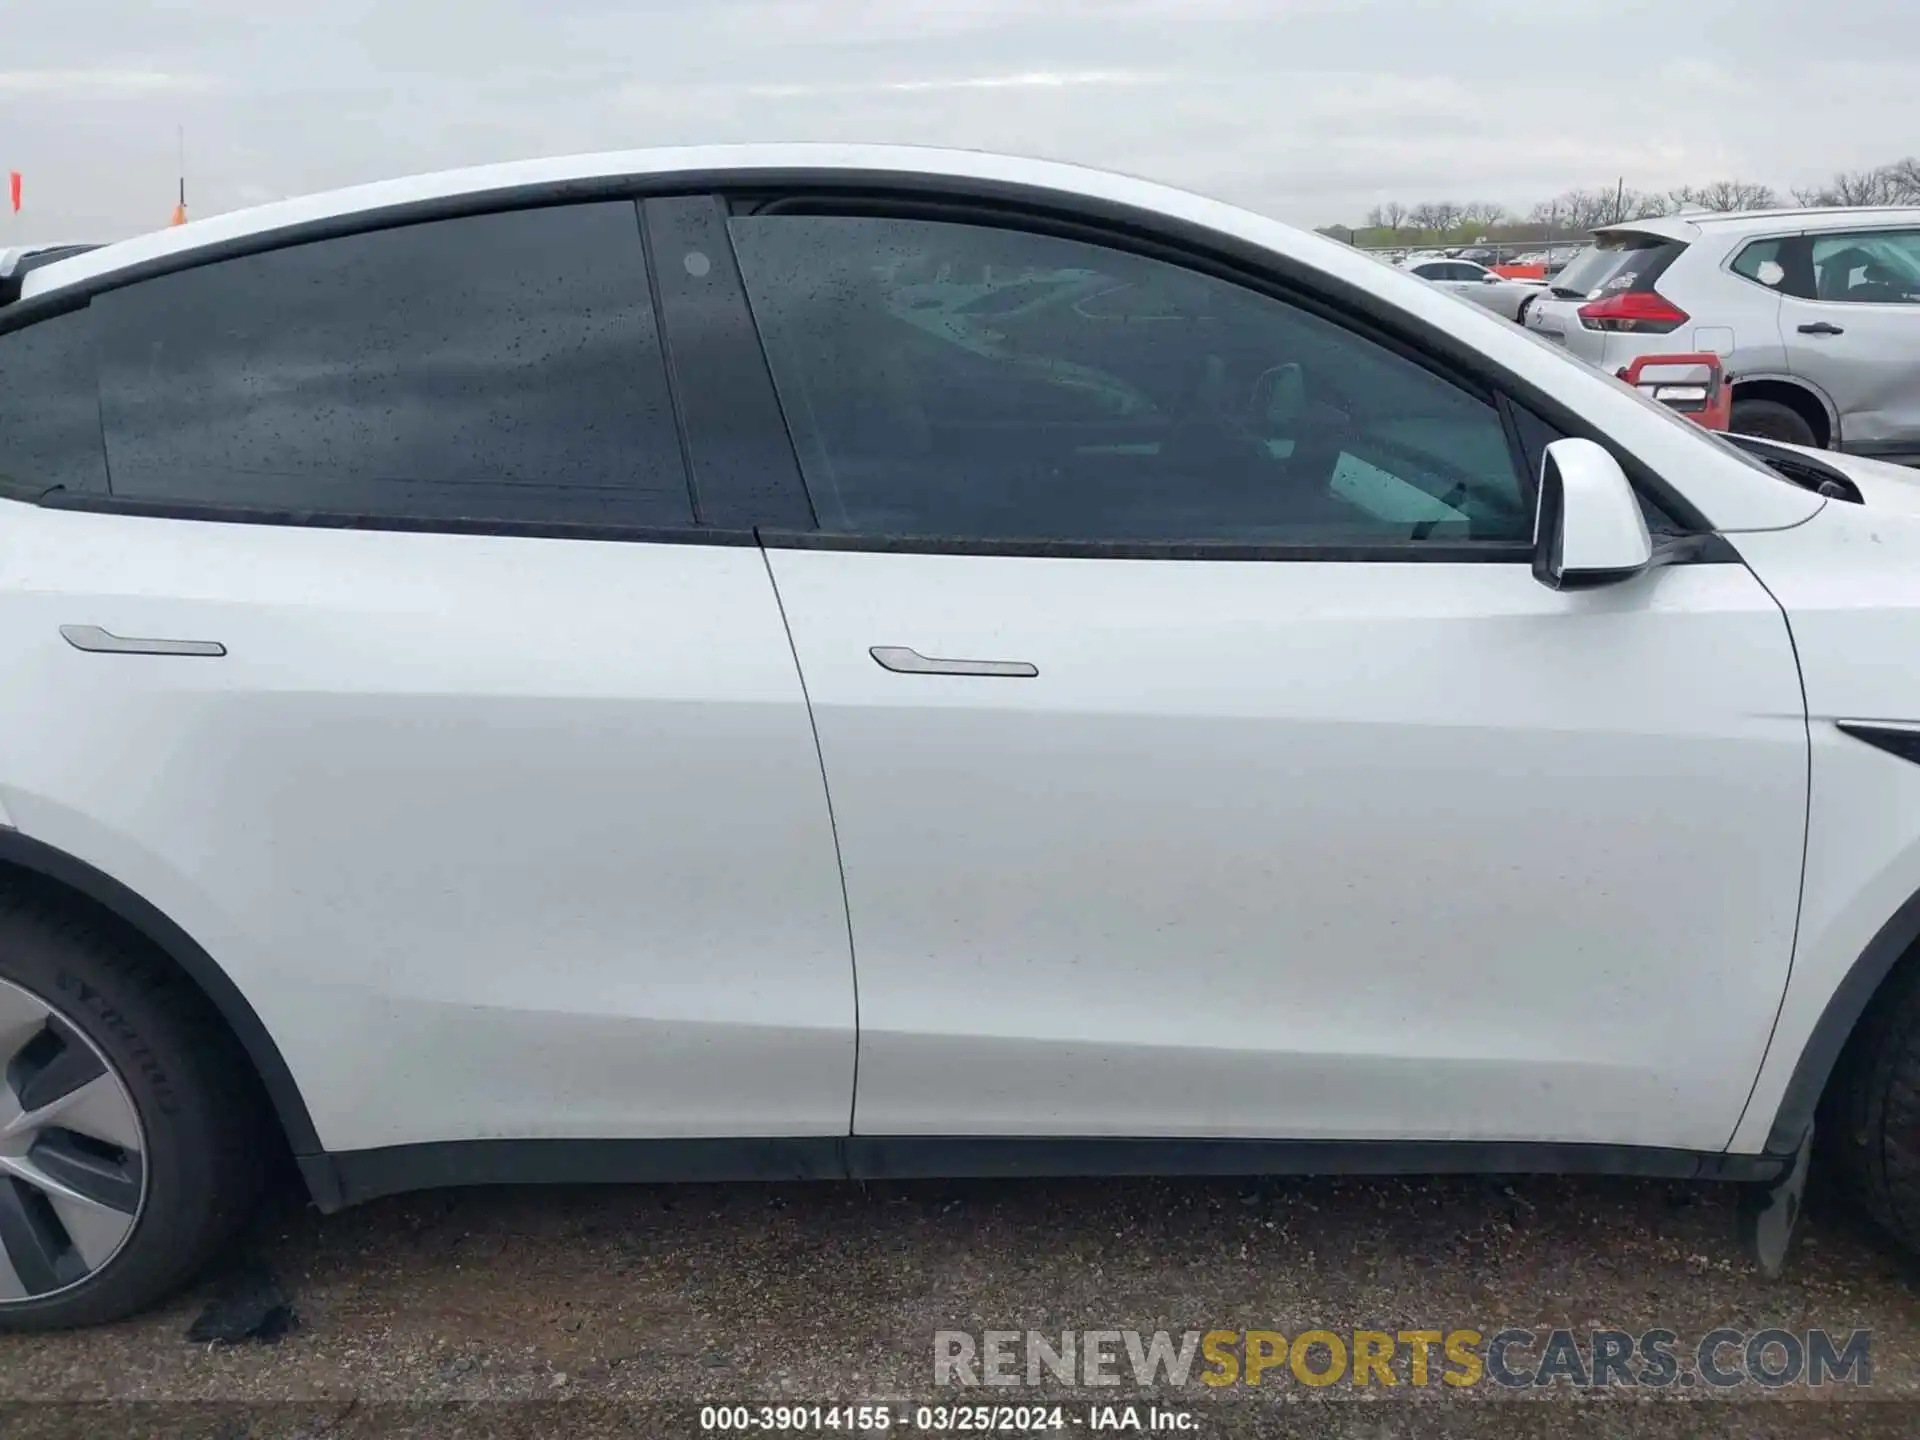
729;204;1808;1153
1777;227;1920;454
0;200;855;1154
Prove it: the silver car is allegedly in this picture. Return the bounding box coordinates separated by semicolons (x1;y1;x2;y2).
1398;255;1546;323
1525;207;1920;462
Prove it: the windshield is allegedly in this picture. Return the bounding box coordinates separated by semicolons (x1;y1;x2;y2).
1551;233;1687;298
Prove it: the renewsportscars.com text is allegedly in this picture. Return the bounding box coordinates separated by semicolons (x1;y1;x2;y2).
934;1327;1872;1390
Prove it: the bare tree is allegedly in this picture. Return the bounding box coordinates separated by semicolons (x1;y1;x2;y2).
1365;202;1411;234
1623;189;1670;220
1795;167;1903;206
1537;188;1617;231
1672;179;1781;212
1331;158;1920;240
1883;158;1920;201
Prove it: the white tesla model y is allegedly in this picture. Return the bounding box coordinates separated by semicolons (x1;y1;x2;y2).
2;146;1919;1328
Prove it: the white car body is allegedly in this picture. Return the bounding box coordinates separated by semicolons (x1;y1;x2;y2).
1399;255;1547;322
2;146;1917;1239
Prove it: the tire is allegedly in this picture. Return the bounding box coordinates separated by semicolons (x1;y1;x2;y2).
1731;397;1819;448
1823;958;1920;1256
1515;295;1536;326
0;885;267;1329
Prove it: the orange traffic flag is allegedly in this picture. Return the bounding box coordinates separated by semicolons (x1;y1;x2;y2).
169;202;187;227
8;172;19;213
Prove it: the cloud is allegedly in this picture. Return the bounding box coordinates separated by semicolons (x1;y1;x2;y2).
0;0;1916;239
0;68;215;96
738;71;1173;98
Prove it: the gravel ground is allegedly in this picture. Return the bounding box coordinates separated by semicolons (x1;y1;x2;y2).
2;1168;1919;1437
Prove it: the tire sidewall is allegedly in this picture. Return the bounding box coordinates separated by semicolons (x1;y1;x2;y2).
1731;398;1819;448
0;917;225;1329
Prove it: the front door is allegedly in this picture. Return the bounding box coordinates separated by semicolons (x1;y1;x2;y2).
730;206;1809;1152
1779;226;1920;453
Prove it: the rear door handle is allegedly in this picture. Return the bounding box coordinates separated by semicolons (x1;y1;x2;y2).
1797;322;1846;336
60;624;226;657
869;645;1037;678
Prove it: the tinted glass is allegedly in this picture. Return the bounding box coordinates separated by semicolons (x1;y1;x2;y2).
1552;234;1686;298
1730;238;1788;289
730;215;1529;545
0;307;110;495
95;203;692;525
1810;230;1920;305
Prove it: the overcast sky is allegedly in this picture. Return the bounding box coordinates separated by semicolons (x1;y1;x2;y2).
3;0;1915;242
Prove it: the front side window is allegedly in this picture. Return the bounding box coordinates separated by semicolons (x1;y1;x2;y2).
93;203;692;526
1809;230;1920;305
729;215;1530;547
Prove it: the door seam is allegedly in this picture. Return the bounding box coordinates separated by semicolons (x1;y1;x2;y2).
1722;549;1815;1151
758;539;862;1137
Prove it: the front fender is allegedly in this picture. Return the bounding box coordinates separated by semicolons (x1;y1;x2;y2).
1729;503;1920;1152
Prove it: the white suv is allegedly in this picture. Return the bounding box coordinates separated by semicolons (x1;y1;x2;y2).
7;146;1920;1328
1525;207;1920;462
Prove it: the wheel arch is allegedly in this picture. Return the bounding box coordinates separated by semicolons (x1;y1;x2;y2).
0;829;326;1174
1731;374;1837;449
1761;879;1920;1154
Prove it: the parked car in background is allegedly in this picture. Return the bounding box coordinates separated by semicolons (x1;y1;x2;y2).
1525;208;1920;462
1399;255;1546;322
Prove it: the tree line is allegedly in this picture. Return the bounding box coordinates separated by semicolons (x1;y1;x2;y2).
1346;157;1920;243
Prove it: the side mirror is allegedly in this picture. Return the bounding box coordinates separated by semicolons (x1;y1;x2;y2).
1481;273;1502;283
1532;438;1653;591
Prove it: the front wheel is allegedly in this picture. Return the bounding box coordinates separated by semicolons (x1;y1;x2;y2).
0;889;267;1329
1823;960;1920;1257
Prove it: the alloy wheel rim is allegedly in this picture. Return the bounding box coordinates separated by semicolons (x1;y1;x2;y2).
0;977;146;1303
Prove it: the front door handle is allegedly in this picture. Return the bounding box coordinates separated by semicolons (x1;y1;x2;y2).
60;625;226;657
1797;322;1846;336
869;645;1037;678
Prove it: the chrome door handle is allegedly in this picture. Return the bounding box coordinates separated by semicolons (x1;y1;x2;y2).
60;625;227;657
869;645;1037;678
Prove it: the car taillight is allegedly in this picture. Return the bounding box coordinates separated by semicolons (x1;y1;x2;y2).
1576;290;1689;334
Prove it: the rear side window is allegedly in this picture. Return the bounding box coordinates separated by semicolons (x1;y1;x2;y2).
1808;230;1920;305
1553;233;1686;298
0;308;110;496
730;214;1531;547
93;203;693;526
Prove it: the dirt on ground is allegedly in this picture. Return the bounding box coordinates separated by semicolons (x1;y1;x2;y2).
2;1168;1918;1437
